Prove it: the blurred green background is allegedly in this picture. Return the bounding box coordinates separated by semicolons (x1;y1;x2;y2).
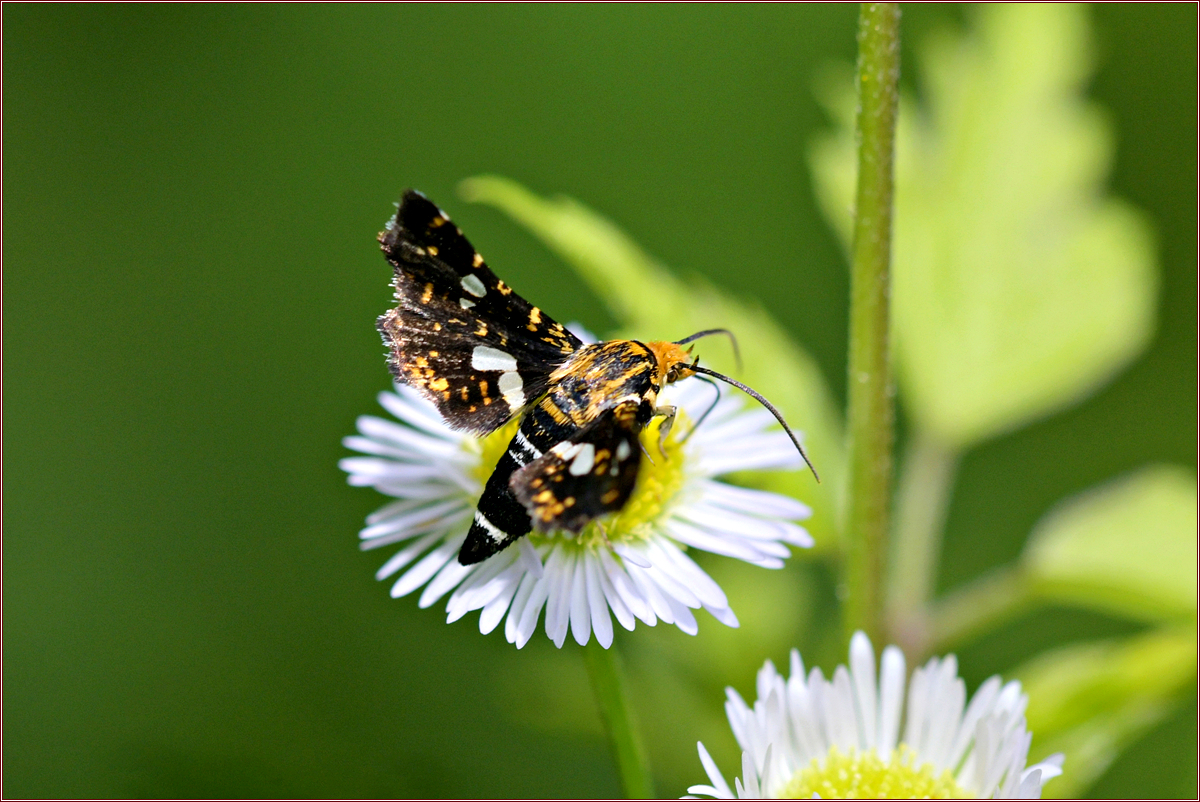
4;4;1195;798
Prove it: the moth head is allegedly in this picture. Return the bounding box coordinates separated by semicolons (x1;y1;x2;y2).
651;328;821;483
646;341;697;389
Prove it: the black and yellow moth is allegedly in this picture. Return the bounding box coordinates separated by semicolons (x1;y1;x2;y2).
376;190;817;565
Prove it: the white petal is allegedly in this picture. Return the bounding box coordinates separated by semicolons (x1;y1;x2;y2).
478;570;522;634
418;555;474;608
514;573;549;649
666;520;778;564
598;548;654;625
1014;768;1043;799
706;604;739;627
545;548;574;648
903;661;933;757
925;656;965;769
612;542;651;568
517;536;544;579
592;553;635;631
390;536;461;598
665;594;698;635
378;388;461;436
676;502;796;543
365;497;427;525
785;667;825;762
948;675;1000;771
446;550;518;618
624;562;675;624
699;480;812;519
584;555;613;648
638;543;702;609
374;531;443;580
359;499;467;542
696;741;734;799
370;480;471;500
848;631;878;750
877;644;906;757
740;750;760;798
355;415;462;459
828;665;859;750
569;551;592;646
342;436;446;463
504;571;538;644
1025;753;1063;782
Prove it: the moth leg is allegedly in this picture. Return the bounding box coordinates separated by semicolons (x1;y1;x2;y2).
652;405;677;459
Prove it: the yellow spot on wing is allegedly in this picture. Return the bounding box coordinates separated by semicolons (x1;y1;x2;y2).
427;245;439;256
421;283;433;304
472;253;484;267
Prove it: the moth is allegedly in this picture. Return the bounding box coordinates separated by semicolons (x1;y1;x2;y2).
377;190;818;565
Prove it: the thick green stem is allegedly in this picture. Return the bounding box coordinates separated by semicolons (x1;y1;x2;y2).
582;640;654;799
842;2;901;646
885;430;959;660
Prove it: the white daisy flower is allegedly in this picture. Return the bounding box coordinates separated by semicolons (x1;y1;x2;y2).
689;632;1064;799
340;370;813;650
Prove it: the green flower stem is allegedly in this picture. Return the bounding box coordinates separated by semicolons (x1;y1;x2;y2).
885;430;959;659
842;2;901;645
582;640;655;799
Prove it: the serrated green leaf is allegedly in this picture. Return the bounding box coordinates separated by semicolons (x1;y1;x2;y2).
809;4;1157;449
1024;465;1197;623
459;175;844;550
1015;626;1197;797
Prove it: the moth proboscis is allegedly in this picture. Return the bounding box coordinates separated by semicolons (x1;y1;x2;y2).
376;189;818;565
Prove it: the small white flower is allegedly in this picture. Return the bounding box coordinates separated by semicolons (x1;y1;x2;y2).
340;373;813;649
689;632;1064;799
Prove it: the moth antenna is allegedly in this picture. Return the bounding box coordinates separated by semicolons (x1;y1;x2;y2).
690;365;820;482
680;373;723;445
675;329;742;373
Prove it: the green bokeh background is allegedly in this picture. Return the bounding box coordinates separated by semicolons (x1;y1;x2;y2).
4;4;1194;798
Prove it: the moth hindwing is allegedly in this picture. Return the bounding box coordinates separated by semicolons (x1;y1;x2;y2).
376;189;582;435
509;400;643;534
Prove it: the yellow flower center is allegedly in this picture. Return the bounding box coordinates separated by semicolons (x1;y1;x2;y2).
470;412;689;546
779;746;971;799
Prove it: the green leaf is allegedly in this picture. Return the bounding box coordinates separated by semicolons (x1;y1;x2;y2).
459;175;844;550
1015;626;1197;797
1024;465;1198;623
809;4;1157;449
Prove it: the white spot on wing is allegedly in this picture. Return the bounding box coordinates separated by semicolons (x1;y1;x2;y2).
459;297;476;309
499;371;525;410
471;346;518;372
616;441;632;461
553;442;582;460
461;274;487;297
569;444;596;476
